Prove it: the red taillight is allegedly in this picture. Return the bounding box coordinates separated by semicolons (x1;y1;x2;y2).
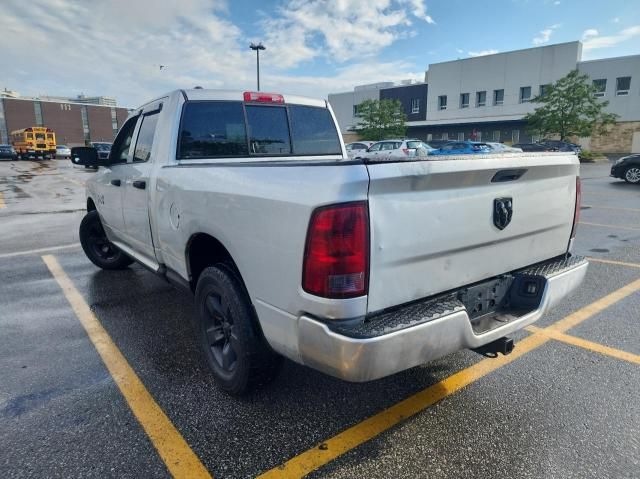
570;176;581;239
302;202;369;299
243;91;284;103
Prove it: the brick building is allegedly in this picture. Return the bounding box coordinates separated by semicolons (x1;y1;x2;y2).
0;97;130;146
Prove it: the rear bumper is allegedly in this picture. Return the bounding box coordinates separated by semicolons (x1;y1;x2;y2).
298;256;588;382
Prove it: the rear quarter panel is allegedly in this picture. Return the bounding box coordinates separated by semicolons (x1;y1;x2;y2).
153;162;370;359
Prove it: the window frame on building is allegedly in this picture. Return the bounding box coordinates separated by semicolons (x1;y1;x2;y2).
493;89;504;106
34;101;44;127
438;95;447;110
80;106;91;143
592;79;607;97
519;86;532;103
460;93;470;109
539;84;551;98
476;91;486;107
615;76;631;96
410;98;420;114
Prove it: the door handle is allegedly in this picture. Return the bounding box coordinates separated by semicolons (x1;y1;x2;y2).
110;179;121;186
132;180;146;190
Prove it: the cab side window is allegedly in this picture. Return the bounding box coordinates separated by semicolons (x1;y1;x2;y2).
133;113;159;163
110;116;138;165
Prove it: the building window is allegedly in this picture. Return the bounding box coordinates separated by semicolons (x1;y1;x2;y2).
476;131;482;141
426;133;433;141
460;93;469;109
592;79;607;97
476;91;486;107
519;87;532;103
0;99;7;144
353;104;363;116
438;95;447;110
457;132;464;141
110;107;118;135
493;130;500;141
539;84;551;97
493;89;504;106
80;106;90;143
410;98;420;114
512;130;520;144
442;132;449;140
34;101;43;127
616;76;631;96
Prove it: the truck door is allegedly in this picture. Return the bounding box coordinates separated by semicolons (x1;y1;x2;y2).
94;115;139;240
120;107;160;261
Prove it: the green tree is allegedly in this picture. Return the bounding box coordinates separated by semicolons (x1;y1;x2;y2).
352;99;406;141
524;70;618;141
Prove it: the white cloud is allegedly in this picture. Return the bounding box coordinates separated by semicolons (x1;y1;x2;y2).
0;0;433;107
582;28;599;40
468;49;499;57
261;0;436;68
532;23;561;45
582;25;640;51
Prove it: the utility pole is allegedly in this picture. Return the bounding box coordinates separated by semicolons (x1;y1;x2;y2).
249;43;266;91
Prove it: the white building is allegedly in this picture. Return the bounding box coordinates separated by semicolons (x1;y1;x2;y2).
329;41;640;153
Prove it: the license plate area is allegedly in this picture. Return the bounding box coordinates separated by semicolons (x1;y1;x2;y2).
457;274;545;334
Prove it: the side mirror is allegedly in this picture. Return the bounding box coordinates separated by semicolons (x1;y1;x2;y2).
71;147;103;167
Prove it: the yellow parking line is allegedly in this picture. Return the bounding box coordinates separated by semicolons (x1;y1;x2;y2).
42;255;212;479
257;278;640;479
580;221;640;231
545;278;640;333
0;191;5;209
528;326;640;365
588;257;640;269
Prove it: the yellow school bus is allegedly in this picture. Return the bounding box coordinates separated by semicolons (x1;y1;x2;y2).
10;127;57;159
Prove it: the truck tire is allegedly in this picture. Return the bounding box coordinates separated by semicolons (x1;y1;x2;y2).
79;211;133;270
195;265;282;395
624;166;640;184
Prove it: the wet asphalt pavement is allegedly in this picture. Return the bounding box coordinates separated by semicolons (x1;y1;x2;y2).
0;159;639;478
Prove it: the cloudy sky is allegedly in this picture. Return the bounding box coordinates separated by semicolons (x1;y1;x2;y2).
1;0;639;107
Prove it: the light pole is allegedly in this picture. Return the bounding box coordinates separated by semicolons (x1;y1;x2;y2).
249;42;266;91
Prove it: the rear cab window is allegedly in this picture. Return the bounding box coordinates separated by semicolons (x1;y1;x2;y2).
177;98;341;160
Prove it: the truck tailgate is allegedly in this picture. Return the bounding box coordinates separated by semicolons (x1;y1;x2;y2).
365;153;579;313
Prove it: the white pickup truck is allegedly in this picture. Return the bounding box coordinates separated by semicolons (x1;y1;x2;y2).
71;89;588;395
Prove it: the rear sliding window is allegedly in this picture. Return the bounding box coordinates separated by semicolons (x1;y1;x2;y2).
178;101;341;159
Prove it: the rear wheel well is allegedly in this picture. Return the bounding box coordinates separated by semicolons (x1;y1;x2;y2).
186;233;237;291
87;198;96;212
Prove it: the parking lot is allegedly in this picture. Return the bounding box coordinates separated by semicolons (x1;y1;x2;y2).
1;158;639;478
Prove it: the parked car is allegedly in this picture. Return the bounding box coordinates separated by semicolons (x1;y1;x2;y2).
610;154;640;184
512;143;551;152
486;142;523;153
56;145;71;159
0;144;17;160
425;139;450;149
357;139;432;161
70;89;587;395
429;141;492;155
91;142;112;160
540;139;581;154
345;141;375;159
